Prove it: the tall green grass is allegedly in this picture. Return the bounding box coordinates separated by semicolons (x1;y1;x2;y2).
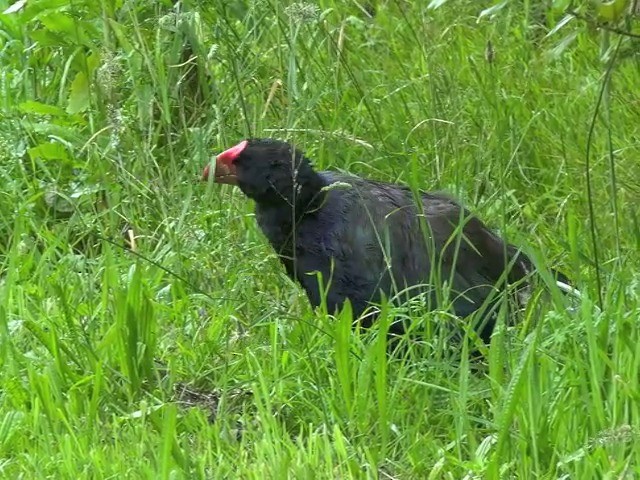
0;0;638;478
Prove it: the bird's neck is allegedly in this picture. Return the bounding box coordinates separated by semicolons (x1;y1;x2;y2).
255;175;326;253
255;205;298;260
295;172;327;211
262;171;327;214
256;191;324;232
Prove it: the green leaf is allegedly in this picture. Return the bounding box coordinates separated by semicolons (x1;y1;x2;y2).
546;31;579;59
2;0;27;14
545;14;574;38
31;122;84;142
28;142;70;161
107;19;134;53
39;12;75;34
478;1;509;22
598;0;630;22
39;11;91;46
19;101;66;117
44;189;75;213
552;0;572;10
72;51;100;79
67;71;90;114
427;0;449;9
29;29;66;47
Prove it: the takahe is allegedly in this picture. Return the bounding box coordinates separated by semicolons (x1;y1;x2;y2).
204;138;567;344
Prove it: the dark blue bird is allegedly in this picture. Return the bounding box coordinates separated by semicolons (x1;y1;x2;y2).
204;138;561;343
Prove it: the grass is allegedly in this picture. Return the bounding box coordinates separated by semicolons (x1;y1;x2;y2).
0;0;639;478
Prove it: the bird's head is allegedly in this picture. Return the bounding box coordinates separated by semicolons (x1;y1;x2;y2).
203;138;323;206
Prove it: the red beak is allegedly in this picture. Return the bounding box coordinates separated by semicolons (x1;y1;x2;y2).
202;156;238;185
203;140;248;185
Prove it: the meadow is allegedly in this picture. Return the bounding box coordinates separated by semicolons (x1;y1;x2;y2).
0;0;639;478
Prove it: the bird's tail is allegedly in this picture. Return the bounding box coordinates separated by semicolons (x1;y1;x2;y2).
550;268;582;300
508;246;582;300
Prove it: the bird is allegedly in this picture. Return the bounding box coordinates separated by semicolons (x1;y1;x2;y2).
203;138;570;345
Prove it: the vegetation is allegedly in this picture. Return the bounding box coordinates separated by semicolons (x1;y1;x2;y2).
0;0;638;477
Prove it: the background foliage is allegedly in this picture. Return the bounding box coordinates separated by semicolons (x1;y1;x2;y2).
0;0;639;477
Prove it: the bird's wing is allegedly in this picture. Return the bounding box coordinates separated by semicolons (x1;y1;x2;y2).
419;193;531;317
